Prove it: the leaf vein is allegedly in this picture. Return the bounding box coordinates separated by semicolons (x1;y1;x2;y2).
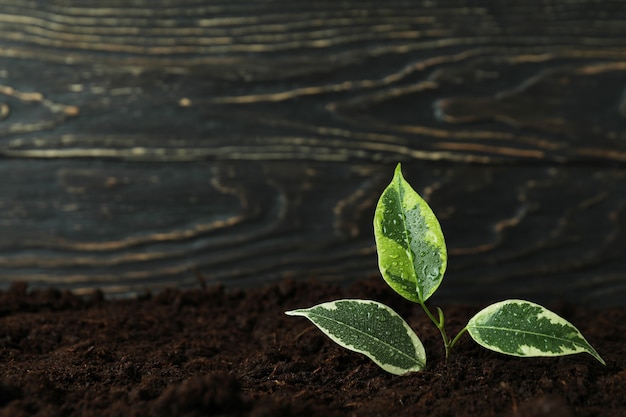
306;310;422;367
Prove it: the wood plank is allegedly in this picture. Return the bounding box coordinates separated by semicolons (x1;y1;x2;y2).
0;0;624;305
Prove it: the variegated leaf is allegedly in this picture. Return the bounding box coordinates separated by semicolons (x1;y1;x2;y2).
286;300;426;375
467;300;605;365
374;163;447;303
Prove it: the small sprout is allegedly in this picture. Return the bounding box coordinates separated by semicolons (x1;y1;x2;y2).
286;163;605;374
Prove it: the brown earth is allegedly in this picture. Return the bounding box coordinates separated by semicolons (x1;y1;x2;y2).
0;278;623;417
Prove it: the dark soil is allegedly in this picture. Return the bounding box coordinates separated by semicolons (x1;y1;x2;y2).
0;278;624;417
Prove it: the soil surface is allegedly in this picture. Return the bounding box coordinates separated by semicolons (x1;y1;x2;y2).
0;278;624;417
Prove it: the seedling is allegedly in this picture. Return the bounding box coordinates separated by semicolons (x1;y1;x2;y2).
286;164;605;375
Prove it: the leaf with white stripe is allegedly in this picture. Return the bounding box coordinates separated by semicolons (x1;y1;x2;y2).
286;300;426;375
467;300;605;365
374;163;447;303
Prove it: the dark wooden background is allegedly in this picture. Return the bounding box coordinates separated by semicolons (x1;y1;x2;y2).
0;0;625;306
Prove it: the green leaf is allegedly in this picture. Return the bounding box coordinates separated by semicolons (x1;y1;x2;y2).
467;300;605;365
374;163;447;303
286;300;426;375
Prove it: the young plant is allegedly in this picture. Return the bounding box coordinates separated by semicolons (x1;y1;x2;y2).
286;163;605;375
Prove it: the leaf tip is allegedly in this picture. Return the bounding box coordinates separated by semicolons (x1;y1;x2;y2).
393;162;403;179
284;309;302;317
591;350;606;366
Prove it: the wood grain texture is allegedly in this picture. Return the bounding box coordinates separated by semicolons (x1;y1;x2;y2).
0;0;625;305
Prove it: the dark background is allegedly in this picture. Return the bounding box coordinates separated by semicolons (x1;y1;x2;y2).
0;1;625;306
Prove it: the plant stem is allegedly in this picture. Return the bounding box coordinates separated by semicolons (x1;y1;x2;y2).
449;326;468;349
419;302;452;360
419;303;469;360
